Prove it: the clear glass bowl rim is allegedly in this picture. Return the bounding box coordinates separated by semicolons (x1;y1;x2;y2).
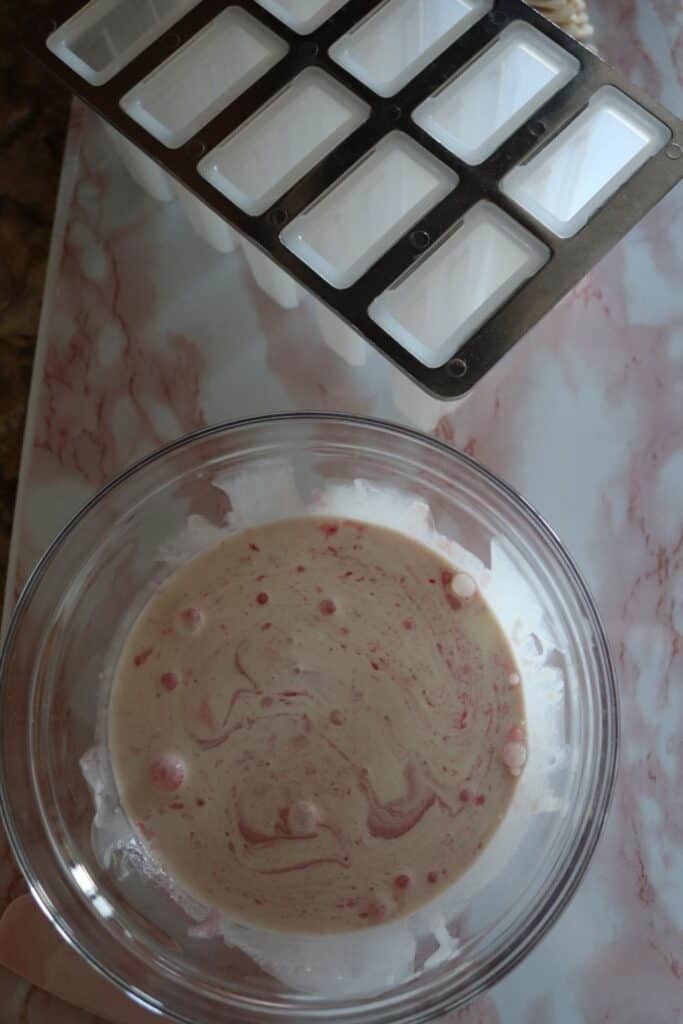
0;413;619;1024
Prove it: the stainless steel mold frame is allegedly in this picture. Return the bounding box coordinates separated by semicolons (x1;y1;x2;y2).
27;0;683;397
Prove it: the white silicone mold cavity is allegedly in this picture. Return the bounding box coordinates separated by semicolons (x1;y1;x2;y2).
280;133;457;288
199;69;369;216
253;0;349;34
120;8;288;148
240;238;303;308
329;0;493;98
172;182;237;253
47;0;201;86
413;22;579;165
105;125;174;201
389;367;460;431
315;303;368;366
369;201;549;367
502;86;671;237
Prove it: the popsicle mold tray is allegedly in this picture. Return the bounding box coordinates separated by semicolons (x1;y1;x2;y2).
31;0;682;397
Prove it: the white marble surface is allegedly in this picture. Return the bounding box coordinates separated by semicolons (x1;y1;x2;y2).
1;0;681;1019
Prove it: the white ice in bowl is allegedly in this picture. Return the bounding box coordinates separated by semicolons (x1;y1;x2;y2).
82;468;570;998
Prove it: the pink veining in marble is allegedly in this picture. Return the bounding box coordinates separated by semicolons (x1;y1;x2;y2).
1;0;681;1018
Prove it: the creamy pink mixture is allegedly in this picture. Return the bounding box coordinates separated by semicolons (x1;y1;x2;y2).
110;518;525;933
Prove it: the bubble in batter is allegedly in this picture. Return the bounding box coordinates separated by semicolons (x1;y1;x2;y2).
150;755;186;792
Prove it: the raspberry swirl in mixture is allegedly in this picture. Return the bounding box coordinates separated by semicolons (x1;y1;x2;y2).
110;518;525;933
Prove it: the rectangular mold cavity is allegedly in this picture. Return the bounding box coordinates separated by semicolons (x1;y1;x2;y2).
329;0;493;98
502;86;672;237
280;133;457;288
253;0;350;34
413;22;580;165
369;201;549;366
198;69;370;216
120;8;288;148
46;0;202;86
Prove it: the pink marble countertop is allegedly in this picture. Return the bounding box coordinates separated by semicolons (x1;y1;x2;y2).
1;0;681;1020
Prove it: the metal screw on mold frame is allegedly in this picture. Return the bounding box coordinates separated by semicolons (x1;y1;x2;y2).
447;358;468;379
410;229;431;251
268;208;288;228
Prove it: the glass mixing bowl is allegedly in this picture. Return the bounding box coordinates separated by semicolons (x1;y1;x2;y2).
0;414;617;1024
